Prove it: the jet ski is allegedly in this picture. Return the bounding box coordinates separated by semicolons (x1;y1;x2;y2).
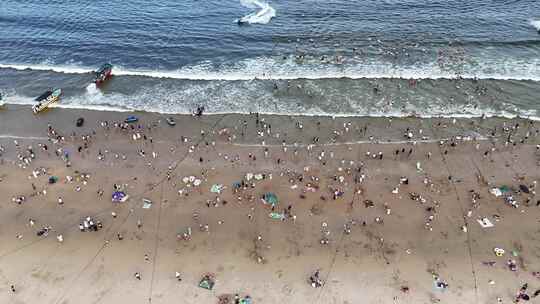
94;63;113;85
32;88;62;114
236;18;248;25
235;4;274;25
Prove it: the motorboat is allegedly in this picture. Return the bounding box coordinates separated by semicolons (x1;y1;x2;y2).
32;88;62;114
94;63;113;85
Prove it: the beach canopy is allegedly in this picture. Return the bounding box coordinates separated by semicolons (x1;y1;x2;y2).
262;192;278;207
112;191;127;202
142;198;153;209
48;176;58;184
210;184;224;194
269;212;285;220
519;184;530;193
499;185;511;193
198;275;215;290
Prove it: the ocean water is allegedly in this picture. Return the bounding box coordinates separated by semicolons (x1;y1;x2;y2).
0;0;539;118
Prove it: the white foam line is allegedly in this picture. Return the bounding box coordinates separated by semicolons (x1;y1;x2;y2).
54;68;540;81
4;102;539;121
230;136;489;148
2;63;540;81
0;135;48;140
0;63;91;74
0;133;489;148
203;110;540;121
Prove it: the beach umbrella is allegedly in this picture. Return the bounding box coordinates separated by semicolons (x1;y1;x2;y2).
112;191;126;202
198;275;215;290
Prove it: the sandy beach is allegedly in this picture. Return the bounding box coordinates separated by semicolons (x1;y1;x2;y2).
0;104;539;304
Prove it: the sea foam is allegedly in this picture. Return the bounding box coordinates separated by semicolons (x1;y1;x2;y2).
2;55;540;82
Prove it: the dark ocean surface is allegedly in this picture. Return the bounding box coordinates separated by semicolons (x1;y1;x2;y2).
1;0;539;118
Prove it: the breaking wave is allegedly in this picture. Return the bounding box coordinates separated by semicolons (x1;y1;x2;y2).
1;55;540;81
2;82;539;121
4;94;538;121
236;0;275;24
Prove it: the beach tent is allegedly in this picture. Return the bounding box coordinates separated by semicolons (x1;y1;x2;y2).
519;184;530;193
240;297;252;304
269;212;285;220
142;198;153;209
262;192;278;207
210;184;224;194
198;275;215;290
112;191;127;202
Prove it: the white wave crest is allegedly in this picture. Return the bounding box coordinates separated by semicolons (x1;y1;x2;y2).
531;20;540;31
2;55;540;82
0;63;91;74
237;0;275;24
4;95;538;121
2;76;539;121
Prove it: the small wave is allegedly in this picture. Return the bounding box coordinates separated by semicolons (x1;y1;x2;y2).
531;20;540;31
236;0;275;25
3;100;538;121
0;63;91;74
3;90;538;122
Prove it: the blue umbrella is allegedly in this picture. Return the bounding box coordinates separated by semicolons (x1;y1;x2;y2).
112;191;126;202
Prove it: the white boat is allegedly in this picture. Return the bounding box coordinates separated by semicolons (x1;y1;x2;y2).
32;88;62;114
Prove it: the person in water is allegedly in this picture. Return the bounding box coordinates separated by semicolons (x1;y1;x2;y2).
195;105;205;117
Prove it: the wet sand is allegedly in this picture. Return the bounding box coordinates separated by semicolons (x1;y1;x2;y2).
0;104;539;304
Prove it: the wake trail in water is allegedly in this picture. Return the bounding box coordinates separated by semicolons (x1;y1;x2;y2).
236;0;275;24
531;20;540;31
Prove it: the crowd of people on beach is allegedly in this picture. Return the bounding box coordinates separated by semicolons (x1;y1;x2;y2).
1;99;539;303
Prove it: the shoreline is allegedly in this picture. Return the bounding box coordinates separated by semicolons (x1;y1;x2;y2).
3;103;540;122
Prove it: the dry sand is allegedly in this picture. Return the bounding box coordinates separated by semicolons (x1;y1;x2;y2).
0;104;539;304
